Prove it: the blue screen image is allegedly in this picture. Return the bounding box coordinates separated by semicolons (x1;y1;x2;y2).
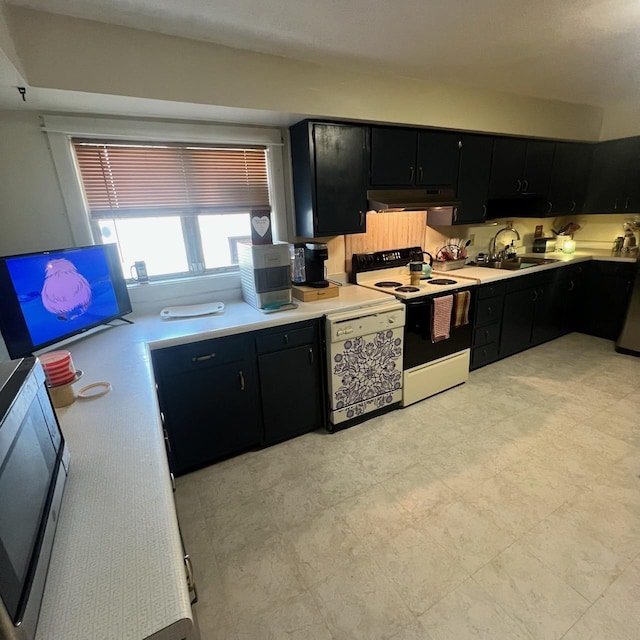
6;247;119;347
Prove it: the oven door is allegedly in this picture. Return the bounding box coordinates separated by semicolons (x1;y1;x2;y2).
403;288;475;370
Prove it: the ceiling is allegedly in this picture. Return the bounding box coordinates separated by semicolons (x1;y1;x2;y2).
5;0;640;108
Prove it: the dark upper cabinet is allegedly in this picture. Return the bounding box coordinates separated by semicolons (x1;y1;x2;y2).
454;134;493;225
370;128;418;186
290;121;367;237
489;138;555;198
545;142;593;216
415;131;461;187
370;126;460;188
584;137;640;214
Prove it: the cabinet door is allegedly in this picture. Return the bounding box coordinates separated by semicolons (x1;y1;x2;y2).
500;287;536;357
157;359;261;475
489;138;527;197
521;140;555;195
259;343;323;445
579;262;635;340
621;137;640;212
585;138;631;213
531;276;564;345
455;135;493;224
370;127;418;186
416;131;460;187
546;142;592;215
314;123;368;235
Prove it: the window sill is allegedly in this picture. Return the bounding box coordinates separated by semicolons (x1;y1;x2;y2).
127;270;242;313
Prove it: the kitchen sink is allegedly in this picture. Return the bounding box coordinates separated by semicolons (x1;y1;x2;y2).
471;257;560;270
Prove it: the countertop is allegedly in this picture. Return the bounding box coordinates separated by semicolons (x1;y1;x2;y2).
32;284;395;640
443;250;636;284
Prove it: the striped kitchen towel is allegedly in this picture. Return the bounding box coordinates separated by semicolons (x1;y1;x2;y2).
431;294;453;342
453;290;471;328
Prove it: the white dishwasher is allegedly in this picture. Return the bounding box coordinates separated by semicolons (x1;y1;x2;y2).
325;300;406;427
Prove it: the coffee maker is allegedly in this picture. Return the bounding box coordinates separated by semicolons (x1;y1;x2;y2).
304;243;329;288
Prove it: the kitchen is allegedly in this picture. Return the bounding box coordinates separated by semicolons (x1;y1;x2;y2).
1;2;640;639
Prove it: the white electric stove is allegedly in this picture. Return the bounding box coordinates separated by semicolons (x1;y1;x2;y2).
351;247;480;406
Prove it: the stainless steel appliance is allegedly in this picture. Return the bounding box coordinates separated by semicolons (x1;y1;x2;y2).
533;238;556;253
304;243;329;288
616;258;640;356
0;358;70;640
325;300;405;428
352;247;478;406
238;242;293;311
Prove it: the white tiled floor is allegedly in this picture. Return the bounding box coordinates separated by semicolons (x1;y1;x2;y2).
175;333;640;640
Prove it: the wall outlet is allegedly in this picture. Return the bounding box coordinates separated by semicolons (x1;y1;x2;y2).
468;234;475;246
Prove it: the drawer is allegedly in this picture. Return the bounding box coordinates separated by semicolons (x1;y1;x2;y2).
475;296;504;326
152;334;251;376
255;324;315;354
478;282;506;299
471;343;500;370
473;322;501;346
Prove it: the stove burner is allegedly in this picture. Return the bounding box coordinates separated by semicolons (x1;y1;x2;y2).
375;281;403;288
430;278;458;285
395;286;420;293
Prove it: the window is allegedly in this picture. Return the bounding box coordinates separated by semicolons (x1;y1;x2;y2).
72;140;272;279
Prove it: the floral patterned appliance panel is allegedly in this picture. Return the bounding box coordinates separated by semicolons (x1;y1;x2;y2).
326;303;405;426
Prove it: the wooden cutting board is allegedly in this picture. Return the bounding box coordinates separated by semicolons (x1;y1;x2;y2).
292;283;340;302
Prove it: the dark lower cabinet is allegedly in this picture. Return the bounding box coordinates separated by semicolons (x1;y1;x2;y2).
255;321;324;445
152;335;262;476
470;281;505;370
577;262;635;340
152;320;324;475
501;285;537;357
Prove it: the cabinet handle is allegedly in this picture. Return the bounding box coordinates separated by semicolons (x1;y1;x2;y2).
486;307;492;315
482;204;487;217
569;280;575;292
570;200;576;213
184;554;198;605
359;210;365;227
546;201;553;214
409;166;415;182
283;333;289;344
625;197;631;209
532;290;538;302
516;179;522;192
239;370;245;391
192;353;215;362
163;428;172;453
170;472;176;492
484;330;490;338
614;198;619;210
418;167;424;182
458;139;463;149
522;179;529;192
308;347;314;364
160;411;165;426
538;287;544;300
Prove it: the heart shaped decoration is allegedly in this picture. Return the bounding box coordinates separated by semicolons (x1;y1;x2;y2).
251;216;271;237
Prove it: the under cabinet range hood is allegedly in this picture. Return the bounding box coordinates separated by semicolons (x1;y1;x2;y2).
367;188;460;212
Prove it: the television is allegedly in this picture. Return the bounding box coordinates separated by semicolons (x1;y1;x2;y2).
0;244;132;359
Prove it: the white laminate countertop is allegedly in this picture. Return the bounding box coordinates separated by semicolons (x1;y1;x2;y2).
447;250;636;284
33;284;395;640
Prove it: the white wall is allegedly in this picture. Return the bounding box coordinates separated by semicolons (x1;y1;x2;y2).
600;105;640;141
0;109;73;255
7;7;603;142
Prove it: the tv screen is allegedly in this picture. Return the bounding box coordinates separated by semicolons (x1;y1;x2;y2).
0;244;132;359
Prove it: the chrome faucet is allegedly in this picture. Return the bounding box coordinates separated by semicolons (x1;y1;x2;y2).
490;223;521;260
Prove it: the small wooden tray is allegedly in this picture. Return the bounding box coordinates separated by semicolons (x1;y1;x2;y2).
292;283;340;302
